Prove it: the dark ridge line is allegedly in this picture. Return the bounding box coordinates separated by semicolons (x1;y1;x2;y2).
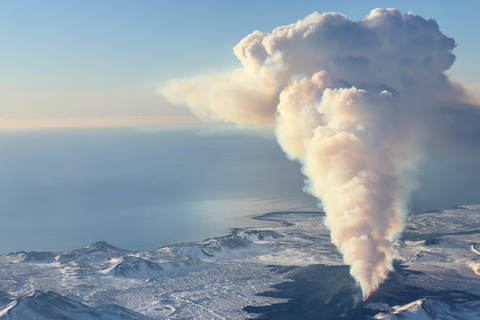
402;228;480;241
413;203;480;215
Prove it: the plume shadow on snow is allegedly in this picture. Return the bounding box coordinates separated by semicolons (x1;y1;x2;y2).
244;261;480;319
243;264;363;319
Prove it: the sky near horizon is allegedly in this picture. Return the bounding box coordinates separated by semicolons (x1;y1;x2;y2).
1;0;479;129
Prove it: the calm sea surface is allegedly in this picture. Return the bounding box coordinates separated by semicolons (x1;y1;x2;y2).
0;126;318;253
1;125;479;254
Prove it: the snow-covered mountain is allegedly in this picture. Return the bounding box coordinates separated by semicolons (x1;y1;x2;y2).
372;298;480;319
171;234;253;258
1;206;480;319
0;291;152;319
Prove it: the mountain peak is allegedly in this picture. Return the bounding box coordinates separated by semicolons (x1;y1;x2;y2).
85;241;126;252
0;290;152;319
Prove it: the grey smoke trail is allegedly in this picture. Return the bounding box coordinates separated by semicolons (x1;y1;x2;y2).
161;9;480;297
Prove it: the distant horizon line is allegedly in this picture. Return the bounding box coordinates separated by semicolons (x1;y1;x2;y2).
0;115;204;131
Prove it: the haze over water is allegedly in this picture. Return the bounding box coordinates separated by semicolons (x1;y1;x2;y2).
0;126;317;254
1;125;479;254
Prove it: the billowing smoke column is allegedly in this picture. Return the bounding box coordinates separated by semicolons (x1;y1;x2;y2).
161;9;480;297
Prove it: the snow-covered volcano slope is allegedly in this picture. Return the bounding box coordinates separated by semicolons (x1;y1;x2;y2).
1;205;480;319
0;290;151;320
0;211;335;319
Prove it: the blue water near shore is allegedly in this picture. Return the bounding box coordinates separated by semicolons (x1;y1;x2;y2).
0;125;318;253
1;124;479;254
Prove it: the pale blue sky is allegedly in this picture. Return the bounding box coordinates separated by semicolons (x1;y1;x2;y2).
0;0;479;126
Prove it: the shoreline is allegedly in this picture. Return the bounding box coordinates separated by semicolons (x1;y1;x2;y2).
6;203;480;256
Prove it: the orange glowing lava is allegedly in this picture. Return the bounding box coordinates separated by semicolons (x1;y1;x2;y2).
363;280;385;302
363;292;373;302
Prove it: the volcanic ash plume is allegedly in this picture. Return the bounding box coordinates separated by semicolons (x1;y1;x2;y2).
161;9;480;297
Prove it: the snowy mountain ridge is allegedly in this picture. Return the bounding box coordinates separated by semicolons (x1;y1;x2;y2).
1;206;480;319
0;290;152;320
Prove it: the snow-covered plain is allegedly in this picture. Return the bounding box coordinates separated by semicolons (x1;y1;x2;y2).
2;206;480;319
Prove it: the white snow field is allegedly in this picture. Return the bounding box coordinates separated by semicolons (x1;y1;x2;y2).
2;206;480;319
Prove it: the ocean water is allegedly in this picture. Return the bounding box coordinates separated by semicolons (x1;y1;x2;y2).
1;125;479;254
0;125;318;253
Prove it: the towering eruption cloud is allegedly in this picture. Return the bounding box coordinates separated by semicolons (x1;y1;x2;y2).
161;9;480;297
